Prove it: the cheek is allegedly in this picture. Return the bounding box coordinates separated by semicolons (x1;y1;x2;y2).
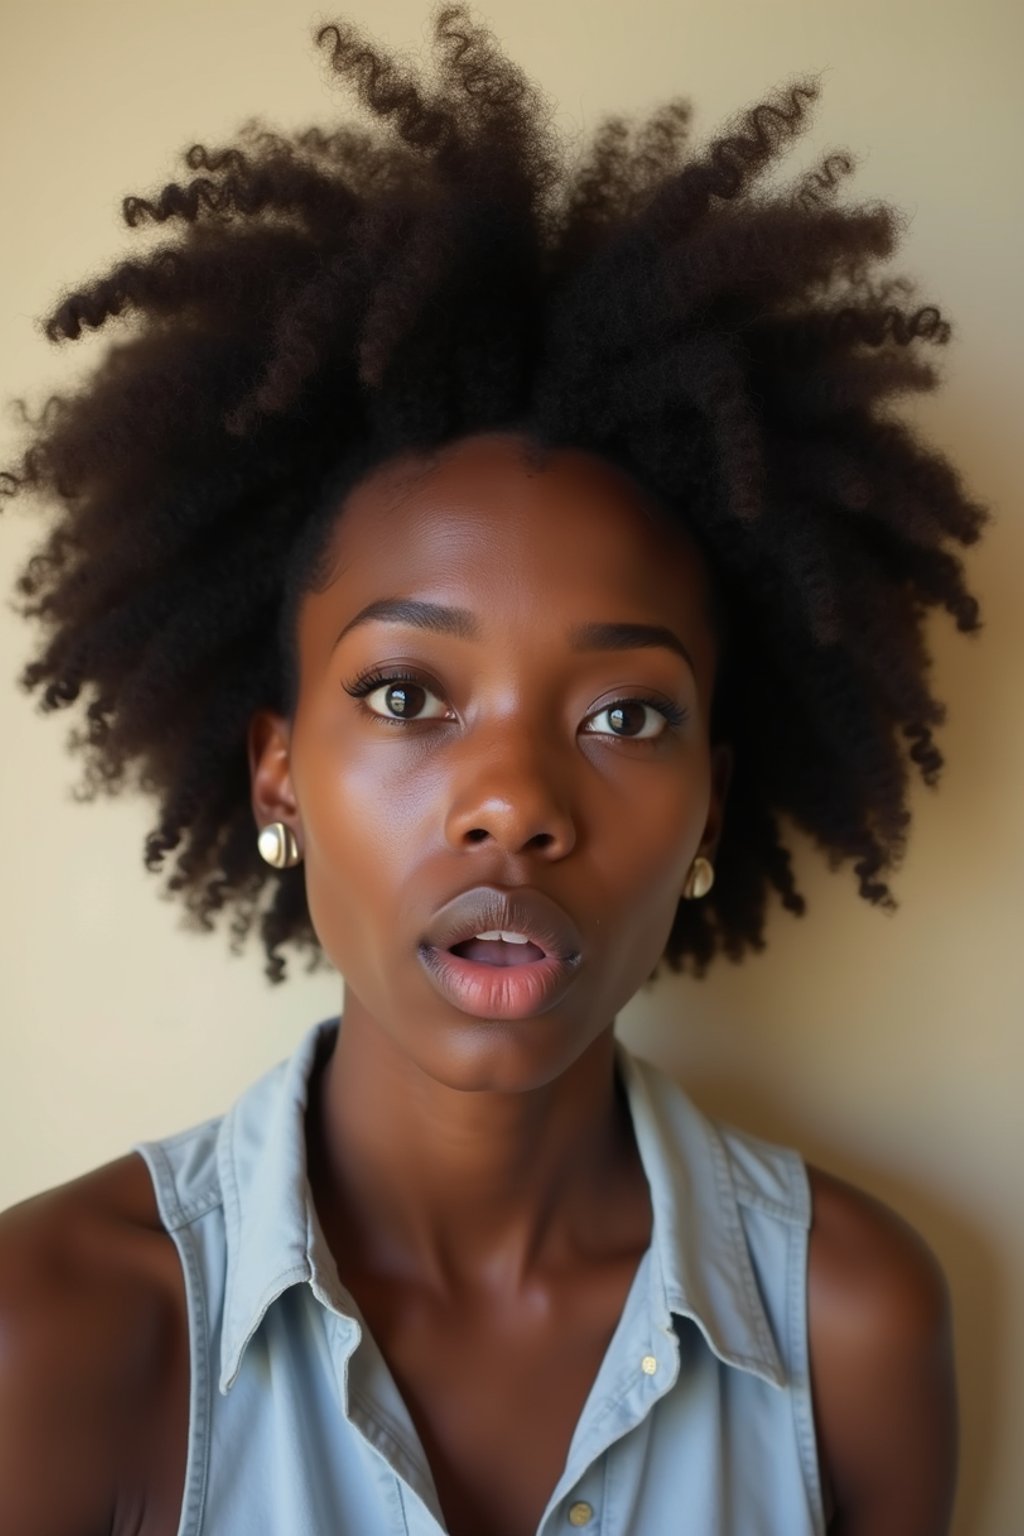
287;719;417;967
599;747;711;876
584;752;712;958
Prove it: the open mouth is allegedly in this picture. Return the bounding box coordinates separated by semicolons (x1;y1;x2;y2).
419;938;580;1020
447;937;548;967
418;887;582;1020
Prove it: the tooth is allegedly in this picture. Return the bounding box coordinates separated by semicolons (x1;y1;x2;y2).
474;930;531;943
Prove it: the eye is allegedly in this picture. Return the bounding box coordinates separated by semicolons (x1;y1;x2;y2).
583;696;688;741
342;669;688;738
343;668;450;724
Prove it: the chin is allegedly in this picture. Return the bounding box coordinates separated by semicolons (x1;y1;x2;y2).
381;1003;612;1097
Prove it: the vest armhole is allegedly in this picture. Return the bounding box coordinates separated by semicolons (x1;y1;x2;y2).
133;1142;214;1536
787;1205;828;1536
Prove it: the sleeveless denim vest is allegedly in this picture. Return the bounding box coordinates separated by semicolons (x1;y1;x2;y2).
133;1017;826;1535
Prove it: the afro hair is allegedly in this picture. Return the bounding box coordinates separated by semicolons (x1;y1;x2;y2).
1;4;989;982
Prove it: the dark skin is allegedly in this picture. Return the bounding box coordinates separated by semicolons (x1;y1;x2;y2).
0;432;956;1536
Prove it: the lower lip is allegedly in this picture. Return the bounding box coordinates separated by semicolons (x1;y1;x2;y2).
418;945;581;1021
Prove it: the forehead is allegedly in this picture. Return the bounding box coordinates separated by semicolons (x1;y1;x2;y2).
301;431;718;685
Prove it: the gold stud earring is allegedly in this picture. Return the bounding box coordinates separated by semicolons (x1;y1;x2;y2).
682;855;715;900
257;821;302;869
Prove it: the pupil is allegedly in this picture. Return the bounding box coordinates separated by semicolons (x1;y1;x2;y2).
387;684;415;717
610;702;642;735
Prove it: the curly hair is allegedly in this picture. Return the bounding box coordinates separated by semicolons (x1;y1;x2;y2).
1;4;989;984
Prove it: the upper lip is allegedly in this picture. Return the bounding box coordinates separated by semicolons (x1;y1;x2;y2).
421;885;583;964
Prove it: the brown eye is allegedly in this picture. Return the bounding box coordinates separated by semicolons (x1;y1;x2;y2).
608;702;649;736
343;669;449;722
585;698;682;740
365;679;449;720
379;682;422;718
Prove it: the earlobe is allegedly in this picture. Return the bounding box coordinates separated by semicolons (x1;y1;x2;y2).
247;709;300;830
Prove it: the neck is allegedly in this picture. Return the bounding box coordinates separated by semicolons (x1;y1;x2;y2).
305;1005;639;1299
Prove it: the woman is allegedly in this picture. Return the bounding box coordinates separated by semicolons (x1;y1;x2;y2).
0;7;984;1533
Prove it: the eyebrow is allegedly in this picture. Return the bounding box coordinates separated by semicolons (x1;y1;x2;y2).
334;597;697;678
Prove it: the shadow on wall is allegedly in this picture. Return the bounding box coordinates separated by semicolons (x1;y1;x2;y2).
633;1064;1004;1536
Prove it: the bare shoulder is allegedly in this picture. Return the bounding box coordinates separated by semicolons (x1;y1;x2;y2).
807;1164;951;1342
806;1164;957;1536
0;1154;182;1536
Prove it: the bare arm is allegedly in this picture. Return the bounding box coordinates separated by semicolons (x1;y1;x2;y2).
0;1164;170;1536
807;1165;957;1536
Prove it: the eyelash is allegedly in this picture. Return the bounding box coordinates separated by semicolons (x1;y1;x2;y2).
342;667;689;738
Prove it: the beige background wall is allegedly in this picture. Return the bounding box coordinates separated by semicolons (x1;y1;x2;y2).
1;1;1020;1531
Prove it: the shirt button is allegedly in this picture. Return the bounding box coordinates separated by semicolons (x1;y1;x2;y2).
568;1502;594;1527
641;1354;658;1375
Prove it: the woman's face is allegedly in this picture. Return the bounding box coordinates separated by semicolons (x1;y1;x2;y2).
253;430;729;1092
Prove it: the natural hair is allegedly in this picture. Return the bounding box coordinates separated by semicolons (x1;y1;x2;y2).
2;5;988;983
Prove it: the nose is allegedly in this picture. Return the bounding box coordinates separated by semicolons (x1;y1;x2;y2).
443;724;578;860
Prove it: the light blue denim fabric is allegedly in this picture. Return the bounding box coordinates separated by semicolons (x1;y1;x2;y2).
134;1017;826;1535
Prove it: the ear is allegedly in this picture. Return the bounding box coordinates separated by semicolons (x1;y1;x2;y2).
700;740;734;862
247;708;302;846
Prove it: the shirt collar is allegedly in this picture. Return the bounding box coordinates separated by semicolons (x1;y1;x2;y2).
217;1017;793;1394
218;1016;343;1394
614;1038;791;1387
